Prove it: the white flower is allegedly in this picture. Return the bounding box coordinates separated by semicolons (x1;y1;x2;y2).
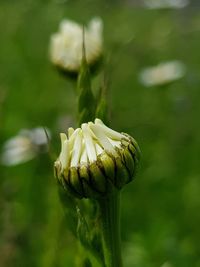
1;127;50;166
143;0;189;9
49;17;103;72
139;60;186;87
54;119;140;198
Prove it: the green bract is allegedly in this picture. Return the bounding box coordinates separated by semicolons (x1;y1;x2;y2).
54;119;140;199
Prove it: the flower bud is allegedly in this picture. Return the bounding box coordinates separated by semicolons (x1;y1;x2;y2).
54;119;140;199
49;17;103;74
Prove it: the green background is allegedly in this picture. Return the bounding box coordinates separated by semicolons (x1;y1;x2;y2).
0;0;200;266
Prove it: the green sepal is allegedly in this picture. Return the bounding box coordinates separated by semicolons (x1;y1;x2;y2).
128;143;140;163
79;165;98;198
130;137;141;157
89;162;106;194
99;152;115;183
115;157;130;188
121;148;135;177
69;167;84;197
123;133;141;160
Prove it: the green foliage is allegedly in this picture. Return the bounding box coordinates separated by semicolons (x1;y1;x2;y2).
83;258;93;267
0;1;200;267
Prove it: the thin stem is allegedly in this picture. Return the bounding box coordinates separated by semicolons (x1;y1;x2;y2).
98;189;123;267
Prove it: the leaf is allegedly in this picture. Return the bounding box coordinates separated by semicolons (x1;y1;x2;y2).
76;206;91;249
95;74;110;126
77;201;105;266
58;186;78;236
82;258;93;267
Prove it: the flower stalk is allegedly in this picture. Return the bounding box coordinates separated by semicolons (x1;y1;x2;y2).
98;189;122;267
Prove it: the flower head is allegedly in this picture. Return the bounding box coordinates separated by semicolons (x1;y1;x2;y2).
1;127;50;166
139;60;186;87
49;17;103;73
143;0;189;9
54;119;140;199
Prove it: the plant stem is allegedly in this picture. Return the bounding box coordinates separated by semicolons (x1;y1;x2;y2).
98;189;123;267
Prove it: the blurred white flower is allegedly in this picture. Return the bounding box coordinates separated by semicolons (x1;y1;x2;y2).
143;0;189;9
49;17;103;72
139;60;186;87
1;127;50;166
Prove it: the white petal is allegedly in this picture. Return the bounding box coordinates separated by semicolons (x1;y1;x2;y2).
108;138;121;148
60;139;70;170
70;129;82;167
68;127;74;138
89;122;117;155
60;133;67;151
82;123;97;163
94;119;125;140
68;128;80;151
80;141;88;164
95;143;103;156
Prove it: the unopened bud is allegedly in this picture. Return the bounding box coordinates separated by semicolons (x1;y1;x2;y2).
54;119;140;199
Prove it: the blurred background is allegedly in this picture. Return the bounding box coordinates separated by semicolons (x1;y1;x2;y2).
0;0;200;266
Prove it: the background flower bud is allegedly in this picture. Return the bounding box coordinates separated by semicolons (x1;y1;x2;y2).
49;17;103;74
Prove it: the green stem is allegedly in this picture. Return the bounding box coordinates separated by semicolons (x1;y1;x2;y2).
98;189;123;267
